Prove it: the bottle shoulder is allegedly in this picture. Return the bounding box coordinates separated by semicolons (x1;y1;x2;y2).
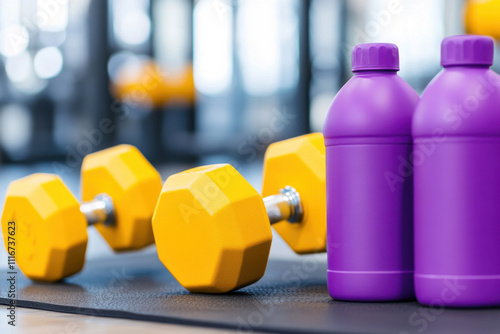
413;68;500;137
323;74;419;139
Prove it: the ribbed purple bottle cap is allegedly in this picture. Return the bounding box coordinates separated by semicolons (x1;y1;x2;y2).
351;43;399;72
441;35;493;67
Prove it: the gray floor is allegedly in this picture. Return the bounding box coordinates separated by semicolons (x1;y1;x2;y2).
0;307;243;334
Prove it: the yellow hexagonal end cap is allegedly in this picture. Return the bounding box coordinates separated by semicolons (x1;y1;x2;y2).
1;174;88;282
153;164;272;293
465;0;500;39
81;145;162;251
262;133;326;254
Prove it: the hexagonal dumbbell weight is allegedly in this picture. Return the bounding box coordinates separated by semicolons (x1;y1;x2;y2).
1;145;162;282
152;133;325;293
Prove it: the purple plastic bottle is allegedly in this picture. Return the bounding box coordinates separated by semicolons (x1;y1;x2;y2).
413;35;500;308
324;43;419;301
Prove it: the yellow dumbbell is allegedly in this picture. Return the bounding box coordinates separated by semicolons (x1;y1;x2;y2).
152;133;325;293
464;0;500;40
1;145;162;282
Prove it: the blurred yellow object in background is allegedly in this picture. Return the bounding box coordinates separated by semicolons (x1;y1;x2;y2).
163;65;196;106
112;60;195;108
465;0;500;39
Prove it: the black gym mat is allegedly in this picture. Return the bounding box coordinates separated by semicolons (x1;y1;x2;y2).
1;250;500;334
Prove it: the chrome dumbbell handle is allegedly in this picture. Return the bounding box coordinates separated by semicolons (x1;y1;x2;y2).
80;194;116;226
82;187;302;227
264;186;303;225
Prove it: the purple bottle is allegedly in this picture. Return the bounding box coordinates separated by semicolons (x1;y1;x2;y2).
413;35;500;307
324;43;419;301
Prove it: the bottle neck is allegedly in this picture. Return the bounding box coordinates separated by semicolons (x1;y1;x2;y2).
353;70;398;77
442;64;491;70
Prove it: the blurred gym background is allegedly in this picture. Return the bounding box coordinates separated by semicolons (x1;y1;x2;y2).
0;0;498;167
